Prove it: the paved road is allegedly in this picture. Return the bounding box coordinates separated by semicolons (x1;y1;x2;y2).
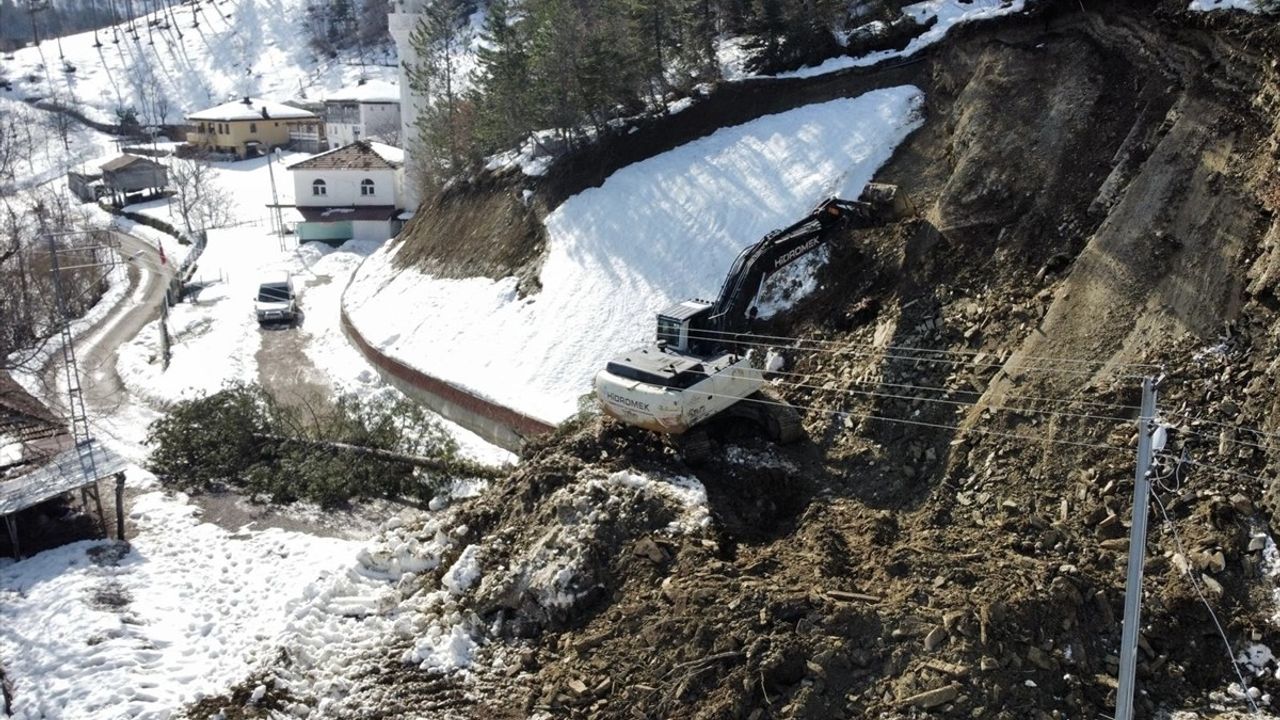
41;231;175;416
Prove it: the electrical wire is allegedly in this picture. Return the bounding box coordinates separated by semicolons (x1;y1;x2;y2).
1165;411;1280;445
1155;453;1275;487
680;330;1152;380
680;386;1128;453
718;362;1143;413
676;364;1138;426
1150;489;1261;715
681;325;1165;369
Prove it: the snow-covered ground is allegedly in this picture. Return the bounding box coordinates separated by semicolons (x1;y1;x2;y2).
0;483;361;719
0;95;120;194
1188;0;1263;12
1;0;396;126
346;86;926;423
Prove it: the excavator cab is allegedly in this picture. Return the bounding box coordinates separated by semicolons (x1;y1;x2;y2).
655;300;713;354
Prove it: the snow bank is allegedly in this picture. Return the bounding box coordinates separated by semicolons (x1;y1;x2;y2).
777;0;1028;79
1188;0;1262;12
0;488;359;719
347;87;925;422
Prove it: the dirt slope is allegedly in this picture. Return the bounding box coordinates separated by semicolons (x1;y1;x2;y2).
187;3;1280;719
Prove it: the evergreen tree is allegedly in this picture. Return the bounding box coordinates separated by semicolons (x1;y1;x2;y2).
409;0;476;181
471;0;532;153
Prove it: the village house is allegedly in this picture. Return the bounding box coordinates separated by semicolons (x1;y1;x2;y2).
324;80;401;149
285;140;406;243
185;97;320;159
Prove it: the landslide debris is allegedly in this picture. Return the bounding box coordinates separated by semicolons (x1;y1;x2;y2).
188;3;1280;719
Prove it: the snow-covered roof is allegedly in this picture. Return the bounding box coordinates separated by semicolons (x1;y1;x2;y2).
101;154;164;172
286;141;404;171
325;80;400;104
369;142;405;165
187;98;317;122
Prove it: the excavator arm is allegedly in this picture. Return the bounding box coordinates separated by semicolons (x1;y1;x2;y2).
703;188;895;339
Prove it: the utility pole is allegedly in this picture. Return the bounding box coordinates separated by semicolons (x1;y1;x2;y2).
1115;376;1158;720
266;147;284;248
46;233;102;487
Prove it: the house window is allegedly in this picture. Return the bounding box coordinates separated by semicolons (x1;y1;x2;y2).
360;178;375;196
249;122;257;133
313;179;327;196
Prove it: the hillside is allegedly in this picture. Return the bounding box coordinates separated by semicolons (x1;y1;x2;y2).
0;0;394;126
198;1;1280;718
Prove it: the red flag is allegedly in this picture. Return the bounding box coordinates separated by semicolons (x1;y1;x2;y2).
158;242;168;266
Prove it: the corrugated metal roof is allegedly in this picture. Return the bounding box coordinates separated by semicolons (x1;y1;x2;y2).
0;440;127;516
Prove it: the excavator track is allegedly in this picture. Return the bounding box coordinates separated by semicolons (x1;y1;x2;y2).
753;387;804;444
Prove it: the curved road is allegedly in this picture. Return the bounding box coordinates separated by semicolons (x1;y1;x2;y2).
41;231;175;418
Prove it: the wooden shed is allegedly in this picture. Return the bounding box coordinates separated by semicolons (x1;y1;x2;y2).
100;154;169;204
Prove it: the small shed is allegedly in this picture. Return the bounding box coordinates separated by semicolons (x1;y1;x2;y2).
67;170;105;203
100;154;169;203
1;375;126;558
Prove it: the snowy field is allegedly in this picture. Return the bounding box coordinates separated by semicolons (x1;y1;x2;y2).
346;87;926;423
1;0;396;125
0;95;120;193
0;485;361;719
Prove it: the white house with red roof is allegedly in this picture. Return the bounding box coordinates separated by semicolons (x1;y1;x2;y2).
286;141;407;243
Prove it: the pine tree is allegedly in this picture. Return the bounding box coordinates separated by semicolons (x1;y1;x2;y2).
409;0;474;181
471;0;532;153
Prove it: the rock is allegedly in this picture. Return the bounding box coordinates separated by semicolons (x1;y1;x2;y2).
1201;575;1224;595
902;683;960;709
1026;647;1054;670
1172;553;1191;575
980;657;1000;672
1231;494;1254;514
1249;535;1267;552
924;626;947;652
633;537;667;564
923;659;971;677
1099;539;1129;552
567;679;589;696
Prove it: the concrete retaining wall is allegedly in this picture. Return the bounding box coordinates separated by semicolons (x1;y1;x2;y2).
339;307;554;454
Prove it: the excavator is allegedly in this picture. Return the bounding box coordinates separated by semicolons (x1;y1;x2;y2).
594;183;902;447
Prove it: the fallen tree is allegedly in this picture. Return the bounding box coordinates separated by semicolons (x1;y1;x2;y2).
147;383;505;507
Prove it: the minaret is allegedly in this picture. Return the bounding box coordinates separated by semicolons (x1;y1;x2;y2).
389;0;426;212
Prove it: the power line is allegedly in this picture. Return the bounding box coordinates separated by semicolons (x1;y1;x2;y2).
729;362;1141;413
686;386;1127;454
1159;453;1275;487
1150;490;1260;715
678;365;1138;426
682;326;1164;369
680;330;1150;380
1165;410;1280;444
